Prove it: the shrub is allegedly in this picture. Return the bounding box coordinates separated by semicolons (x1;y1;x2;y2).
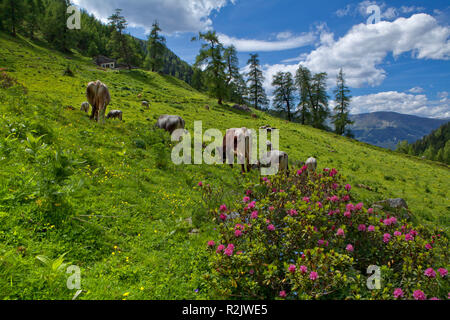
200;166;449;300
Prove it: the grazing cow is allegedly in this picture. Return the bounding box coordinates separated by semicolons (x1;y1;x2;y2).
257;150;289;176
306;157;317;173
222;128;253;173
80;102;90;113
86;80;111;124
142;101;149;109
156;115;185;135
106;110;123;121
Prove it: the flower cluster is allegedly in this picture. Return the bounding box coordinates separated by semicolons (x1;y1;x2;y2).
201;167;449;300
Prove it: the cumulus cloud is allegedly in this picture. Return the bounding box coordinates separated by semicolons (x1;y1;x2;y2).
260;14;450;93
350;91;450;118
218;32;316;52
300;13;450;88
72;0;236;33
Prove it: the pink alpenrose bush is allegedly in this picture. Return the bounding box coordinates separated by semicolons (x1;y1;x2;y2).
201;166;449;300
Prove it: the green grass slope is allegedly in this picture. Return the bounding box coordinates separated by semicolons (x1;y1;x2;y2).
0;33;449;300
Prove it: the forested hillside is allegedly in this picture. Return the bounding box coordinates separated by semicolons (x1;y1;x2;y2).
0;0;195;84
397;122;450;164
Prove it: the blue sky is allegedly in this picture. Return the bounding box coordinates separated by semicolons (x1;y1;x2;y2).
72;0;450;118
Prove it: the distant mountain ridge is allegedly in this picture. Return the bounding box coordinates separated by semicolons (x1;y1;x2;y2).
349;112;448;149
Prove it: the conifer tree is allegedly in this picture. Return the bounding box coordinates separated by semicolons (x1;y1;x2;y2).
332;68;353;136
246;53;268;110
272;72;296;121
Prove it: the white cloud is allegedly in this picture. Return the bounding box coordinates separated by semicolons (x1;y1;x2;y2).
409;87;424;94
350;91;450;118
72;0;236;33
218;32;316;52
300;14;450;88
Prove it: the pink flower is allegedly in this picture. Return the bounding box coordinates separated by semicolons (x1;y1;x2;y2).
299;265;308;274
267;224;275;231
346;203;355;212
207;241;215;247
368;225;375;232
355;202;364;210
346;244;354;252
367;208;374;214
219;204;227;212
330;195;340;202
224;244;234;256
303;197;310;203
332;183;339;190
429;297;440;300
330;168;338;177
393;288;404;299
243;196;250;203
251;211;258;219
234;230;242;237
424;268;436;278
410;230;418;237
249;269;254;275
262;177;268;182
342;195;350;201
317;202;323;208
318;239;324;246
413;290;426;300
394;231;402;237
336;228;345;237
383;233;391;243
344;211;352;218
309;271;318;281
438;268;448;278
269;206;275;211
425;243;433;250
279;291;286;298
248;201;256;209
345;184;352;191
358;224;367;232
219;213;227;221
289;209;298;217
198;181;203;187
216;245;225;253
405;233;414;241
288;264;296;273
246;189;252;196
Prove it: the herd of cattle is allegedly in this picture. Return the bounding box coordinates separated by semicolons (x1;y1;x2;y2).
80;80;318;175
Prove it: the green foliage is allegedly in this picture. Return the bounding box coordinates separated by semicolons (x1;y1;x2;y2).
0;34;448;300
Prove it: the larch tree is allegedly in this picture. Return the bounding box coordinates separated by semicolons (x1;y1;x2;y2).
295;65;313;125
192;31;227;105
146;20;166;73
246;53;268;110
332;68;354;136
272;71;296;122
108;8;133;70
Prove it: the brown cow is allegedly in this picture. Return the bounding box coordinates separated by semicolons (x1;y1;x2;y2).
222;128;253;173
86;80;111;124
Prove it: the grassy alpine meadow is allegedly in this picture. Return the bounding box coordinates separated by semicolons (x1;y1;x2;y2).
0;33;449;300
